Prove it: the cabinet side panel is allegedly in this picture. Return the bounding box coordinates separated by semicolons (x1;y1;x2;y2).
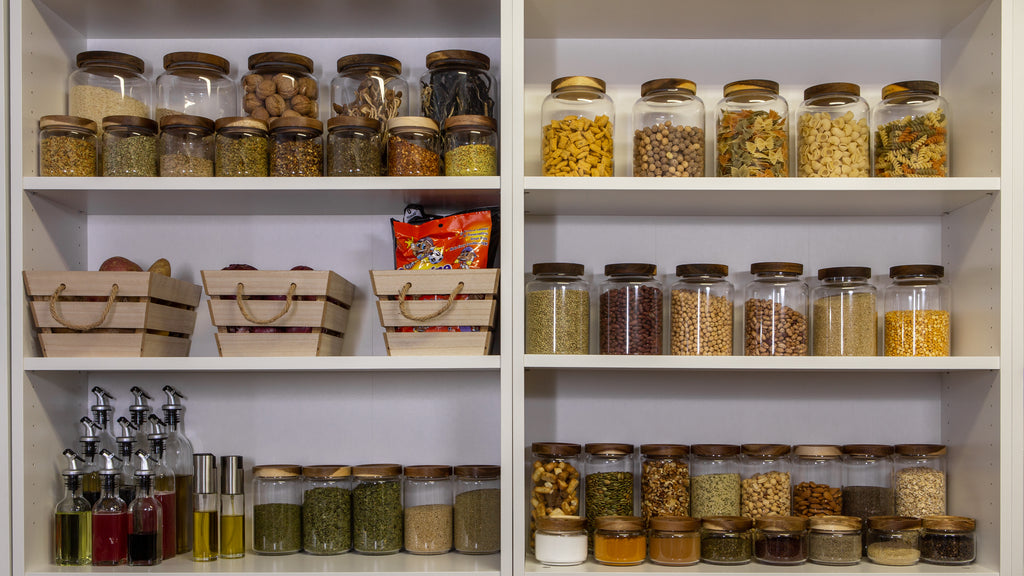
943;194;1000;356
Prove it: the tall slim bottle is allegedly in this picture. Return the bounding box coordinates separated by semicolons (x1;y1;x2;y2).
220;455;245;559
193;453;219;561
78;417;102;506
128;386;154;453
147;415;177;560
92;450;128;565
89;387;117;455
163;385;195;553
115;417;139;505
55;449;92;566
128;451;162;566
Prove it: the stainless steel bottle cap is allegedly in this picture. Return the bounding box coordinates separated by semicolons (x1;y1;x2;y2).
194;453;217;494
222;455;244;495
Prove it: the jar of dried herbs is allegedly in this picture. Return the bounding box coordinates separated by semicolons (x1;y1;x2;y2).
866;516;922;566
797;82;870;177
812;266;877;356
269;117;323;177
753;515;808;565
690;444;741;519
419;50;495;127
542;76;614;177
443;115;497;176
68;51;152;131
584;443;635;547
807;515;862;565
252;464;302;555
893;444;947;517
525;262;590;355
873;80;949;177
331;54;407;122
215;117;269;177
739;444;792;519
920;515;975;565
38;115;97;177
102;115;157;177
403;465;452;555
641;444;690;523
352;464;403;555
453;465;500;554
715;79;789;177
701;516;752;565
156;51;236;122
530;443;581;550
327;115;381;176
158;114;214;177
242;52;318;122
302;465;352;555
791;445;843;518
632;78;705;177
386;117;441;176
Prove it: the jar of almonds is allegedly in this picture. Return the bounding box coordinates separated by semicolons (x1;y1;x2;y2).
796;83;870;177
542;76;614;176
632;78;705;177
242;52;319;122
791;445;843;518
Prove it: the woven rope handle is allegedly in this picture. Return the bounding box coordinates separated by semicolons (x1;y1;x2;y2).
235;282;297;325
49;283;119;331
398;281;464;321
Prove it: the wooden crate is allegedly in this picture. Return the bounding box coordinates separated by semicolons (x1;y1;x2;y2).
202;270;355;357
24;271;202;357
370;269;500;356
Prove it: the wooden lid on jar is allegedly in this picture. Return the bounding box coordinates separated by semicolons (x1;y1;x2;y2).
676;263;727;277
742;444;791;457
894;443;947;456
40;115;97;133
215;116;269;132
268;116;324;134
889;265;944;278
755;516;808;532
533;442;581;457
808;515;862;531
103;115;157;132
302;465;352;478
692;444;741;457
804;82;861;100
160;114;215;133
532;262;584;276
551;76;606;94
793;444;842;459
403;464;452;478
595;516;643;531
585;443;634;455
921;515;975;531
751;261;803;275
641;444;689;457
536;516;585;532
604;263;656;277
252;464;301;478
641;78;696;97
868;516;923;531
426;49;490;70
444;115;497;131
352;463;402;477
724;79;779;97
327;115;381;132
702;516;753;531
337;53;401;74
842;444;894;457
454;464;500;478
818;266;871;280
76;50;145;73
386;116;439;133
248;51;314;73
649;515;700;531
882;80;940;99
163;51;230;74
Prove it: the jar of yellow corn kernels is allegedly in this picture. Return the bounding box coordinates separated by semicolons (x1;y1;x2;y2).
541;76;614;177
883;265;950;356
796;83;870;177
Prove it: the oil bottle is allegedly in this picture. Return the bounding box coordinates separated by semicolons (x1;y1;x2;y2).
128;386;154;450
78;416;102;506
115;417;138;505
92;449;127;565
220;455;245;558
147;414;177;560
162;385;195;554
193;453;219;561
55;449;92;566
89;386;117;455
128;451;162;566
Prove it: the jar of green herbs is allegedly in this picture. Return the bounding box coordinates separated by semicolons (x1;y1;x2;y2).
215;116;269;177
352;464;403;555
302;465;352;555
252;464;302;555
443;115;497;176
102;115;157;176
327;115;382;176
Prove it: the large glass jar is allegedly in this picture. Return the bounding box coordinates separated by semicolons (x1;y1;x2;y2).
812;266;877;356
156;51;236;122
753;516;808;565
530;443;581;549
215;117;269;177
884;265;951;356
920;515;975;565
791;445;843;517
420;50;495;126
102;115;157;177
327;116;381;177
68;51;152;129
690;444;741;518
331;54;408;122
269;117;323;177
740;444;791;519
444;115;498;176
640;444;690;523
525;262;590;355
38;115;97;177
841;445;894;531
599;263;663;355
252;465;302;555
593;516;645;566
701;516;752;565
796;82;870;177
302;465;352;556
242;52;318;122
403;465;452;555
158;115;214;177
670;264;733;355
534;516;586;566
716;79;788;177
807;515;862;566
744;262;808;356
632;78;705;177
874;80;949;177
648;516;700;566
453;465;500;554
866;516;922;566
541;76;614;177
584;444;635;546
352;464;403;555
386;116;441;176
894;444;946;517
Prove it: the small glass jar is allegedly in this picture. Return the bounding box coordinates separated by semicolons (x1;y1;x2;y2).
269;117;323;177
386;116;441;176
156;51;236;122
866;516;922;566
599;263;663;355
920;515;975;565
593;516;645;566
453;465;500;554
640;444;690;523
403;465;452;555
701;516;752;565
420;50;495;126
444;115;498;176
301;465;352;556
38;115;97;177
670;264;733;356
812;266;877;356
690;444;741;518
716;79;788;177
797;83;870;177
534;516;586;566
102;115;157;177
744;262;809;356
841;445;894;530
242;52;318;122
648;516;700;566
525;263;590;355
252;464;302;555
327;116;381;176
632;78;705;177
68;51;152;129
874;80;949;177
331;54;408;122
884;265;951;356
215;117;269;177
542;76;614;176
158;114;214;177
529;443;581;549
352;464;403;555
791;445;843;518
894;444;947;517
754;516;808;565
584;444;635;546
740;444;791;519
807;515;862;566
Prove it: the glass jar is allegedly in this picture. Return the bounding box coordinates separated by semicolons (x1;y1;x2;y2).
866;516;922;566
102;115;157;177
593;516;645;566
404;465;452;555
529;443;581;549
807;515;862;566
584;444;635;546
920;515;975;565
156;51;236;122
670;264;733;355
68;51;152;129
740;444;791;519
894;444;947;517
444;115;498;176
873;80;949;177
754;516;808;565
541;76;614;176
38;115;97;177
884;265;951;356
352;464;403;555
453;465;500;554
331;54;408;122
640;444;690;523
252;464;302;555
701;516;752;565
599;263;663;355
648;516;700;566
791;445;843;517
841;445;894;530
386;116;441;176
525;262;590;355
326;116;381;176
632;78;705;177
215;117;269;177
269;117;323;177
812;266;877;356
420;50;495;126
716;79;788;177
690;444;741;518
302;465;352;555
158;115;214;177
534;516;586;566
797;82;870;177
242;52;318;122
744;261;808;356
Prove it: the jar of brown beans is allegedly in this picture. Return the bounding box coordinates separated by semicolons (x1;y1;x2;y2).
670;264;732;355
743;262;808;356
599;263;663;355
632;78;705;177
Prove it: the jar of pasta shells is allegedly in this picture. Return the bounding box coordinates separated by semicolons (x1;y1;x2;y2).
331;54;408;122
242;52;319;122
542;76;614;176
632;78;705;177
796;83;870;177
715;79;788;177
873;80;949;177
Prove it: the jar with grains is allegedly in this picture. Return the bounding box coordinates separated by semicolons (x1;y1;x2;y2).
525;263;590;355
640;444;690;523
599;263;663;355
893;444;946;517
716;79;788;177
670;264;733;356
420;50;495;126
332;54;408;121
301;465;352;555
326;116;381;177
386;116;441;176
102;116;157;177
648;516;700;566
268;117;323;177
534;516;586;565
69;51;152;130
791;445;843;518
701;516;752;565
740;444;791;519
542;76;614;176
251;465;302;555
403;465;452;555
584;444;635;547
920;515;975;565
38;115;97;177
156;52;236;122
841;444;894;536
632;78;704;177
812;266;877;356
158;115;214;177
874;80;949;177
744;262;808;356
444;115;497;176
593;516;645;566
866;516;922;566
797;83;870;177
884;265;951;356
215;117;269;177
690;444;741;519
754;516;808;565
351;464;403;555
807;515;862;566
242;52;318;122
529;443;581;550
453;465;500;554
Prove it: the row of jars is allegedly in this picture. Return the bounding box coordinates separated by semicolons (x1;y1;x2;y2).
38;113;497;177
253;463;500;556
542;77;948;177
525;262;951;357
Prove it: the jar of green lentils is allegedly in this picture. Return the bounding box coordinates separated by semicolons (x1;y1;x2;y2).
525;262;590;355
38;115;97;177
102;115;157;176
215;116;269;177
443;115;497;176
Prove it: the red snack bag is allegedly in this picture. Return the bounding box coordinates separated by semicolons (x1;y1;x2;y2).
393;210;492;270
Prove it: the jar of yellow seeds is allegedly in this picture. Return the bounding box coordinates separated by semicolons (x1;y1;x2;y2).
883;265;950;356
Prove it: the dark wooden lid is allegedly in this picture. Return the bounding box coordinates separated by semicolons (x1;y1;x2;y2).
750;261;803;275
724;79;779;97
268;117;324;134
641;444;689;457
803;82;861;100
894;443;947;457
755;516;807;532
532;442;581;457
742;444;791;457
444;115;497;131
352;463;402;477
921;515;975;531
532;262;584;276
585;443;634;455
327;115;381;132
39;115;97;133
676;263;728;277
403;464;452;478
302;465;351;478
842;444;894;457
337;53;401;74
641;78;696;97
702;516;753;531
159;114;215;133
453;464;500;478
252;464;301;478
102;115;158;132
883;80;939;99
889;264;944;278
868;516;923;531
649;515;700;531
76;50;145;73
691;444;741;457
248;51;314;73
163;51;230;74
604;263;657;276
595;516;643;531
551;75;606;94
818;266;871;280
426;49;490;70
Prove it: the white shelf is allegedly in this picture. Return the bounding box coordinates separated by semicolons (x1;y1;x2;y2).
524;558;997;575
22;355;501;373
524;355;998;372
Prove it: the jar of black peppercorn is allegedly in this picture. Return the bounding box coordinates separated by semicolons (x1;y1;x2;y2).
920;515;975;565
242;52;318;122
158;114;215;177
352;464;403;555
599;263;663;355
584;444;635;548
215;117;269;177
444;115;498;176
690;444;741;518
386;116;441;176
268;117;323;177
301;465;352;555
102;115;157;177
331;54;408;122
701;516;752;565
754;516;808;565
252;464;302;555
525;263;590;355
420;50;495;127
744;261;808;356
38;115;98;177
453;465;500;554
327;116;381;176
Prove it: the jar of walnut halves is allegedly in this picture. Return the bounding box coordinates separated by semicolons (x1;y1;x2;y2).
530;442;582;550
242;51;319;122
641;444;690;525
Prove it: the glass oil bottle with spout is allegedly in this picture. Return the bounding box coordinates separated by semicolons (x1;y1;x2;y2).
128;451;162;566
220;455;245;558
115;417;138;505
92;449;127;566
56;449;93;565
79;416;103;506
90;387;117;455
162;385;194;554
193;453;219;561
146;415;177;560
128;386;154;450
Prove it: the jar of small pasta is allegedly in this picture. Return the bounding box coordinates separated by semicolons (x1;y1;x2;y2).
632;78;704;177
873;80;949;177
542;76;614;176
716;79;788;177
883;265;951;356
796;83;870;177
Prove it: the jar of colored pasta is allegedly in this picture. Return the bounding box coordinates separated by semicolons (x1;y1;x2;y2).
715;79;789;177
873;80;949;177
541;76;614;176
648;516;700;566
883;265;951;356
796;83;870;177
593;516;645;566
701;516;752;565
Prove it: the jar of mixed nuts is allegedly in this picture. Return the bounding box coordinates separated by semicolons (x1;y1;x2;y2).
584;444;635;546
215;117;269;177
530;443;581;549
420;50;495;126
301;465;352;555
648;516;700;566
386;116;441;176
884;265;951;356
920;515;975;565
716;79;789;177
701;516;752;565
690;444;741;518
525;262;590;355
351;464;403;555
327;116;381;176
269;117;323;177
403;465;452;555
866;516;922;566
156;51;236;122
542;76;614;176
807;515;862;565
593;516;645;566
796;83;870;177
534;516;586;565
740;444;792;519
874;80;949;177
331;54;408;121
640;444;690;523
599;263;663;355
444;115;497;176
670;264;733;356
632;78;704;177
252;464;303;555
894;444;947;517
102;115;157;177
242;52;318;122
841;444;894;536
158;114;215;177
38;115;97;177
68;51;152;130
754;516;808;565
453;465;500;554
812;266;877;356
744;262;808;356
791;445;843;518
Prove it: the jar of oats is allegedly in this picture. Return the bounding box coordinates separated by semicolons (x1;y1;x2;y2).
796;83;870;177
670;264;733;355
883;265;951;356
632;78;705;177
893;444;946;517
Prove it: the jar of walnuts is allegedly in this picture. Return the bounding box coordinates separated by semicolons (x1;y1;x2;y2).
242;52;319;122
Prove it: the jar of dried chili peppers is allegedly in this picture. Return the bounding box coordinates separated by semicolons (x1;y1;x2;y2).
715;79;789;177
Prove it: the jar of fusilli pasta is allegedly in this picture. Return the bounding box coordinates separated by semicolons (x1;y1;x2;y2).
797;83;870;177
872;81;950;177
